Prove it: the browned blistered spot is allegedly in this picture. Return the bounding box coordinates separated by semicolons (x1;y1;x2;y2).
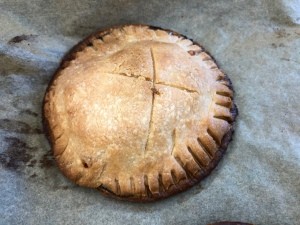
151;87;160;95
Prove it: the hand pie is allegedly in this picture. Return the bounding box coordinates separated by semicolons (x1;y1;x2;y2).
43;25;237;201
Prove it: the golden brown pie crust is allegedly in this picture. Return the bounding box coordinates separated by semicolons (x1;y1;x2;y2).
43;24;237;201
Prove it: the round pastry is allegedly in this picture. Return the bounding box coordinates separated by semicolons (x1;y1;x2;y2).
43;24;237;201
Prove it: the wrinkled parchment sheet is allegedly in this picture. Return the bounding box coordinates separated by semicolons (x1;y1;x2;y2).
0;1;299;224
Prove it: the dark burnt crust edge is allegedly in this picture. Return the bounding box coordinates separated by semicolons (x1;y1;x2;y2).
42;24;238;202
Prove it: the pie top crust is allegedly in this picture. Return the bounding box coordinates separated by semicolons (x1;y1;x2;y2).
43;25;237;201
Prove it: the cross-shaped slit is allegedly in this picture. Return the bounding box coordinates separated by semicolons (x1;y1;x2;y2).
143;48;157;153
104;72;198;94
98;47;200;154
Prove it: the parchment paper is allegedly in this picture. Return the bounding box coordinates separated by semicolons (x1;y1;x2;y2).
0;1;299;224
